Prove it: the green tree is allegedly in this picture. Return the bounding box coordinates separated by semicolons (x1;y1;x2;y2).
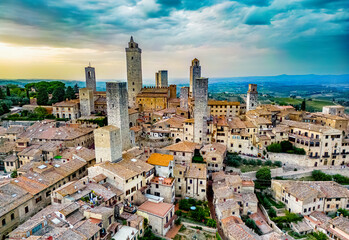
264;160;272;166
11;170;18;178
311;232;328;240
268;208;277;218
50;86;65;104
301;98;306;111
206;218;216;228
65;86;76;100
34;107;48;119
26;89;30;99
37;87;49;105
175;217;182;226
6;86;11;96
274;161;282;167
280;141;293;152
256;167;271;181
245;219;257;230
0;88;5;99
73;83;79;93
267;143;282;153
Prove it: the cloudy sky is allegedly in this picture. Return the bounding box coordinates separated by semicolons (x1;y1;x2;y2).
0;0;348;83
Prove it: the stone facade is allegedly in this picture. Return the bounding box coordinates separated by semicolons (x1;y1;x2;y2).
94;125;122;163
106;82;132;151
79;88;94;116
246;84;258;112
190;58;201;97
155;70;168;88
85;64;96;92
194;77;208;144
180;87;189;110
126;36;142;107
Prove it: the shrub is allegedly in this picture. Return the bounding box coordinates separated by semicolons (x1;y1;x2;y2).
242;159;248;165
175;217;182;226
267;143;282;153
179;199;190;211
273;161;282;167
256;167;271;181
264;160;272;166
280;141;293;152
175;210;182;216
257;159;262;166
268;208;277;218
206;218;216;228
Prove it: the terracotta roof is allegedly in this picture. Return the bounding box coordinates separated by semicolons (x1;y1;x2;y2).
186;163;206;179
12;176;48;195
147;153;173;167
163;141;199;152
53;99;79;107
138;200;174;217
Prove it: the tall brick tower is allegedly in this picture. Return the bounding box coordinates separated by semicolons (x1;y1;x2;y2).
190;58;201;97
180;87;189;110
79;88;94;116
106;82;132;151
246;84;258;112
194;77;208;144
85;63;96;92
126;36;142;107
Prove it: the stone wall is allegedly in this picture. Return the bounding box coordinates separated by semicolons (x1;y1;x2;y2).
180;87;189;110
85;66;96;91
79;88;94;116
126;38;142;107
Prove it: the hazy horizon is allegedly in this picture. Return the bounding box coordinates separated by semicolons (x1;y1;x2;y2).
0;0;348;80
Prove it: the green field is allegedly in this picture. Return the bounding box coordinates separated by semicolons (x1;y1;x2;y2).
270;97;335;112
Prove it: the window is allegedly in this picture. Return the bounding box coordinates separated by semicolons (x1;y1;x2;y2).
178;178;181;182
2;218;5;226
25;206;29;214
190;180;192;184
11;213;14;220
201;189;205;192
36;196;42;203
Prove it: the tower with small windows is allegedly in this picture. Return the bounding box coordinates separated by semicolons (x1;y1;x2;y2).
79;88;94;116
85;63;96;92
194;77;208;145
126;36;142;107
246;84;258;112
190;58;201;97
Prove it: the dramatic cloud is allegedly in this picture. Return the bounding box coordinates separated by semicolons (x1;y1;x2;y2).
0;0;347;80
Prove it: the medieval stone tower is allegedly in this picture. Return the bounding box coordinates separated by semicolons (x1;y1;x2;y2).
180;87;189;110
79;88;94;116
126;36;142;107
155;70;168;88
246;84;258;112
106;82;132;151
85;63;96;92
94;125;122;163
194;77;208;144
190;58;201;97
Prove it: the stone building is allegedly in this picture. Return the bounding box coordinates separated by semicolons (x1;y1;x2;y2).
322;105;345;116
148;176;175;204
136;86;176;111
208;100;241;117
189;58;201;97
194;77;208;144
246;84;258;112
85;63;96;92
94;125;122;163
106;82;132;151
126;36;142;107
52;99;80;120
79;87;94;116
180;87;189;110
155;70;168;88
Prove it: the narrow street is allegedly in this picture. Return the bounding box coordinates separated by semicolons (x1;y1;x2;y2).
207;180;225;240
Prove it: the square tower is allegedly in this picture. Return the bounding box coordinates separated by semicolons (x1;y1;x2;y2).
155;70;168;88
126;36;142;107
246;84;258;112
79;88;94;116
85;63;96;92
180;87;189;110
190;58;201;97
94;125;122;163
194;78;208;144
106;82;132;151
